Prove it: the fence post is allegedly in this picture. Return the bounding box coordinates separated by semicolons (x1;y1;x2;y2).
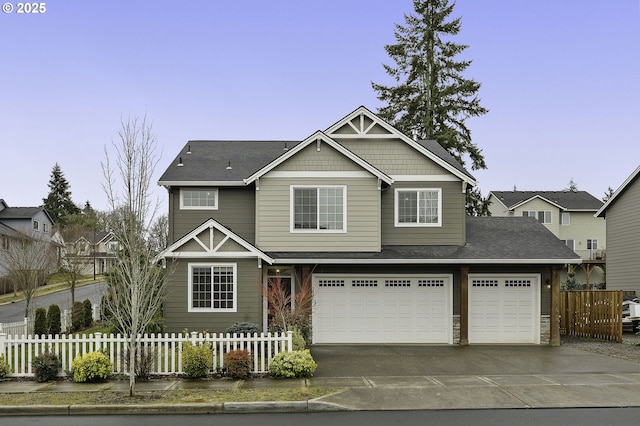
95;332;102;352
286;330;293;352
0;332;6;355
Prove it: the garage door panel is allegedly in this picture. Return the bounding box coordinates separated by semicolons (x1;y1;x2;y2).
313;274;452;344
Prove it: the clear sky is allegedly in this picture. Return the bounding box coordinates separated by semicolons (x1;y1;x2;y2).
1;0;639;213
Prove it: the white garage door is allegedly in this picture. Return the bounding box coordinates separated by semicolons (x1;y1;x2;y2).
468;274;540;344
312;274;453;344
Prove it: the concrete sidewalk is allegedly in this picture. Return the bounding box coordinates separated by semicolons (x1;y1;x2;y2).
2;344;640;414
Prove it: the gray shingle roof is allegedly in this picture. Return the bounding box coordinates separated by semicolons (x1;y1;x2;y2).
158;140;302;184
0;206;43;219
416;140;476;181
266;216;579;263
490;191;603;211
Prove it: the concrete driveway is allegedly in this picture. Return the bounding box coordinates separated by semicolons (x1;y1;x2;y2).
311;344;640;377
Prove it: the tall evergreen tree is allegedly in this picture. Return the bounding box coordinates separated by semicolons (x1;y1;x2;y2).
372;0;489;214
42;163;80;227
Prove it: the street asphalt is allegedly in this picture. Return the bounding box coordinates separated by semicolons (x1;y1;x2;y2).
2;344;640;415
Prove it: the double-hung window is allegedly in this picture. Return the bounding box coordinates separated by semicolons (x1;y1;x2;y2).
188;263;237;312
523;210;551;224
181;189;218;210
291;186;346;232
395;188;442;227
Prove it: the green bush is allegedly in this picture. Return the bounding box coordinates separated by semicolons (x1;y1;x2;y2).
0;356;10;378
34;307;47;336
224;349;252;380
181;342;212;378
225;322;260;336
71;301;84;332
46;304;62;335
291;329;306;350
32;352;61;382
71;351;112;383
269;350;317;378
82;299;93;329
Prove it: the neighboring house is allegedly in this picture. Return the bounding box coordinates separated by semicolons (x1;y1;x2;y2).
0;199;58;294
158;106;580;345
487;190;605;287
596;165;640;295
64;231;118;277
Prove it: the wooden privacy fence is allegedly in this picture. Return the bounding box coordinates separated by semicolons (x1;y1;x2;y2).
560;290;623;342
0;331;292;378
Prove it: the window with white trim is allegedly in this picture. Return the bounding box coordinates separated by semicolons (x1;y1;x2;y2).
560;212;570;225
562;239;575;250
291;186;345;232
43;223;49;233
188;263;237;312
523;210;551;224
395;188;442;226
180;189;218;210
33;220;39;231
587;239;598;250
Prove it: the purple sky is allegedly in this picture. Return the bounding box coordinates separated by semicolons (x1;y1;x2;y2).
1;0;639;213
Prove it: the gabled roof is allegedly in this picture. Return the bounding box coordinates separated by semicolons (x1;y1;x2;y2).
159;218;273;264
158;106;476;188
326;106;476;184
244;130;393;185
596;164;640;217
267;217;580;265
489;191;603;211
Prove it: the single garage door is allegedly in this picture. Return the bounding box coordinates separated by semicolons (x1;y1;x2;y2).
468;274;540;344
312;274;453;344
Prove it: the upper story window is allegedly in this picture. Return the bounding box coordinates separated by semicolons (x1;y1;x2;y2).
587;239;598;250
562;239;575;250
291;186;346;232
33;220;39;231
43;223;49;233
523;210;551;224
395;188;442;227
560;212;570;225
180;189;218;210
188;263;237;312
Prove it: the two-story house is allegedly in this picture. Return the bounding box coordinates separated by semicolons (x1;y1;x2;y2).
158;106;580;345
488;191;605;288
596;165;640;295
64;231;118;277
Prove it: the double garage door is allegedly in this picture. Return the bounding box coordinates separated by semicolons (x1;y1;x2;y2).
312;273;540;344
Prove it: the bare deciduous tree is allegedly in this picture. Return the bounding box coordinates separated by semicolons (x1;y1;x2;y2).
101;115;168;397
60;223;91;306
1;231;58;318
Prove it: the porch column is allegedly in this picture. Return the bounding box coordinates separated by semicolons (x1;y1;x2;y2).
550;265;561;346
459;265;469;346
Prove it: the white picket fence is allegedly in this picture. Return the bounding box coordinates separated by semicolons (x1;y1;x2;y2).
0;331;293;377
0;304;101;336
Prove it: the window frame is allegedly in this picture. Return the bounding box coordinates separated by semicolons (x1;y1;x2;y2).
587;239;598;250
180;189;219;210
289;185;347;233
522;210;552;224
562;239;575;250
560;212;570;226
188;262;237;313
394;188;442;227
33;220;39;231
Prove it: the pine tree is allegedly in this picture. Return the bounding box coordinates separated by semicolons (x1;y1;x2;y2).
372;0;488;214
42;163;80;227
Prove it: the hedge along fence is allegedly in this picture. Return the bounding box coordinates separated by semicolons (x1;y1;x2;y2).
0;331;292;378
560;290;623;342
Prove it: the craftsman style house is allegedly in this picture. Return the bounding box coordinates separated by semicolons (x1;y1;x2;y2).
487;190;605;287
158;106;579;345
596;165;640;295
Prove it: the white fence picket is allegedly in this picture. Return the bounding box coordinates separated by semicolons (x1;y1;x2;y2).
0;331;292;378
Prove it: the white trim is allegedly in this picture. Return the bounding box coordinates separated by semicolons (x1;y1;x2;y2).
510;195;565;211
390;175;459;182
188;262;237;313
180;189;219;210
272;258;582;265
159;180;246;187
290;185;347;233
394;188;442;227
265;171;373;179
596;164;640;217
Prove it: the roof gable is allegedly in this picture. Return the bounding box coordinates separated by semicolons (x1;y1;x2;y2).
490;191;603;211
596;165;640;217
160;218;272;263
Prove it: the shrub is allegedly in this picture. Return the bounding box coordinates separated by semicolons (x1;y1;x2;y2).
291;329;306;351
32;352;61;382
269;350;317;378
71;301;84;332
181;342;212;378
225;322;260;336
46;304;62;335
224;349;252;380
0;356;10;378
124;345;155;380
33;307;47;336
71;351;112;383
82;299;93;329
